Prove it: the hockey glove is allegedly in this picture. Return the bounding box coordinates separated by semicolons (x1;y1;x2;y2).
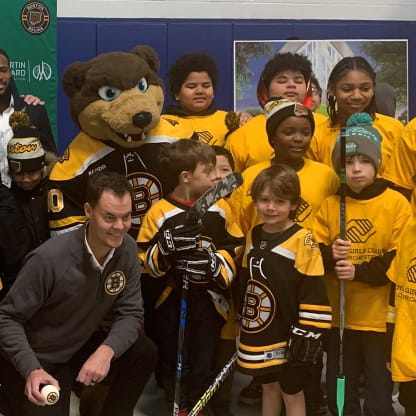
176;248;221;283
157;222;203;257
287;325;323;365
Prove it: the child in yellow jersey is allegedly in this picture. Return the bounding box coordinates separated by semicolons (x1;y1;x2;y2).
162;52;251;147
228;96;338;236
387;217;416;415
137;139;243;415
225;52;327;173
237;164;331;416
307;56;403;177
313;113;411;416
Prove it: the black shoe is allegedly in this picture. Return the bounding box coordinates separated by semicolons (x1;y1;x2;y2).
238;381;262;405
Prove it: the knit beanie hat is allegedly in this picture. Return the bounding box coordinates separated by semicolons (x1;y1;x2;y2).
264;97;315;146
7;124;45;174
332;113;382;173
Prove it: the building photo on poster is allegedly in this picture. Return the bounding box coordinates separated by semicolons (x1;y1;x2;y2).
234;39;408;124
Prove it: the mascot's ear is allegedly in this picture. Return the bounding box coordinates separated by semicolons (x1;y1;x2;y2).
130;45;160;73
62;61;90;97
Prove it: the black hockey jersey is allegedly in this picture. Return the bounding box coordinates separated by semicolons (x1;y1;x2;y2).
49;132;176;239
237;224;331;377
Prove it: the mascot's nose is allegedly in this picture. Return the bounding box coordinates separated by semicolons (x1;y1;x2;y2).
133;111;152;128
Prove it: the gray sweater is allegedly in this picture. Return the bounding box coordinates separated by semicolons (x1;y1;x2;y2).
0;225;143;378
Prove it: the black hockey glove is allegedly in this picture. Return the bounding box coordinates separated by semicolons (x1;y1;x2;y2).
157;222;203;257
176;248;221;283
287;325;324;365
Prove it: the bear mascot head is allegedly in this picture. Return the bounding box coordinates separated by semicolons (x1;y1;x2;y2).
49;45;193;239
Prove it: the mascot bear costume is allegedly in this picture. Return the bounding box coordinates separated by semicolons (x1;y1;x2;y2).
49;45;194;240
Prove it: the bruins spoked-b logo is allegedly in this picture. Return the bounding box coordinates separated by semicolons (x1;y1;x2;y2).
241;279;275;334
21;1;50;35
104;271;126;295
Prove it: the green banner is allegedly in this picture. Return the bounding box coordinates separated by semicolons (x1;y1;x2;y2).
1;0;57;142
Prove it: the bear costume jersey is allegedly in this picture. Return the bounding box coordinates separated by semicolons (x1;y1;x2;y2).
49;45;194;239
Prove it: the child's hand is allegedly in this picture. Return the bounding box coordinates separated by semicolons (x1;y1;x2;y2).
23;94;45;106
332;238;351;260
176;248;221;283
334;259;355;280
236;111;253;126
157;222;203;257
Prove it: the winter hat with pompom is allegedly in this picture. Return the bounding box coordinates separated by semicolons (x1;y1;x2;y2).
332;112;381;173
7;111;45;174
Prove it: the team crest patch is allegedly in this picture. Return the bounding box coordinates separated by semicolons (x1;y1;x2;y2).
241;279;275;334
104;271;126;295
304;232;319;248
407;257;416;284
293;103;309;117
21;1;50;35
126;171;162;231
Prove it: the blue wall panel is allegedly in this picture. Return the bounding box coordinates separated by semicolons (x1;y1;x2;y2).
56;18;416;153
293;22;349;39
57;19;97;152
232;22;296;40
346;22;401;38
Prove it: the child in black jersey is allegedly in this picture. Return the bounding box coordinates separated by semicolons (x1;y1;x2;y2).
138;139;243;415
237;164;331;416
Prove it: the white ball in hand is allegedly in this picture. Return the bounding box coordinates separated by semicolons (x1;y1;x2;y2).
40;384;60;405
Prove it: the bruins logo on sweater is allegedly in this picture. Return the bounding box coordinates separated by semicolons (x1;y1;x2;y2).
104;271;126;295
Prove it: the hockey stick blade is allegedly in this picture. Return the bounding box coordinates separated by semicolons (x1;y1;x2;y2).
187;172;242;219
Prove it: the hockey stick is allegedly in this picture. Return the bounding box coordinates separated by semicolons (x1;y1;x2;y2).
172;173;243;416
337;127;347;416
187;352;237;416
187;172;242;220
172;272;189;416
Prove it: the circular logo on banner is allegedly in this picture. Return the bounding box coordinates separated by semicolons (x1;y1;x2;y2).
21;1;50;35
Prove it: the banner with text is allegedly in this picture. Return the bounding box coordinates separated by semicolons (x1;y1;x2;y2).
2;0;57;141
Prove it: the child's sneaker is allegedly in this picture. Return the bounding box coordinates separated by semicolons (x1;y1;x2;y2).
238;380;262;405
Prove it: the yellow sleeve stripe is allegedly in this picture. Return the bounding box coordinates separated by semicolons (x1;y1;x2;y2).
300;303;332;312
238;340;287;352
237;358;286;369
299;319;331;329
145;245;167;277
